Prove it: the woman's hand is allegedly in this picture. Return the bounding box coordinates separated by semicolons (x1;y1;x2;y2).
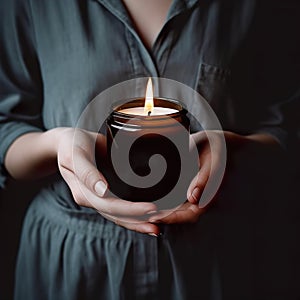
56;128;160;235
5;126;281;234
149;130;282;224
5;127;160;235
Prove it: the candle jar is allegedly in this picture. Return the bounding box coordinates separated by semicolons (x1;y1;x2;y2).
100;98;190;203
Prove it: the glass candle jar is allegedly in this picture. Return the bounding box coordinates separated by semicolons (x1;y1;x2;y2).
101;98;190;203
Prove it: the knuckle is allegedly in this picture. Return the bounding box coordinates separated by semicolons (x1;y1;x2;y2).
69;182;90;207
80;168;97;189
58;151;73;168
105;205;114;216
114;219;121;226
72;190;85;206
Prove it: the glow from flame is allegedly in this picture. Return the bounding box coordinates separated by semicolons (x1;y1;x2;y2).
144;78;154;115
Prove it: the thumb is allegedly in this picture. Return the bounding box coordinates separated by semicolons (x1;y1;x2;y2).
187;162;210;204
72;145;108;197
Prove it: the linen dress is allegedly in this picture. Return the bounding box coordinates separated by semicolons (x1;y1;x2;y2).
0;0;299;299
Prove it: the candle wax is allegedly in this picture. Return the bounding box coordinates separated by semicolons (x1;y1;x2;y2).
119;107;178;116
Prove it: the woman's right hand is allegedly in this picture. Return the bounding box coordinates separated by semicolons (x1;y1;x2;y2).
5;127;159;235
55;128;160;235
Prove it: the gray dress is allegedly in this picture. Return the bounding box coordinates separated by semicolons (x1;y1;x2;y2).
0;0;299;299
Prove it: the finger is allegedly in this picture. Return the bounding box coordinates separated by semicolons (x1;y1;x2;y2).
79;183;158;217
91;196;157;217
72;145;108;197
187;161;211;204
73;176;157;216
60;164;157;216
69;129;108;197
146;202;184;222
150;203;205;224
62;163;159;234
58;164;92;207
101;212;160;236
189;132;225;206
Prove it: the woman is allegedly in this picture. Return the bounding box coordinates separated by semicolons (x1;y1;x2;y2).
1;0;299;299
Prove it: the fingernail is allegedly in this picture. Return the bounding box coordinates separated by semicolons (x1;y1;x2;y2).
148;233;158;237
146;210;157;215
191;187;201;203
95;181;107;197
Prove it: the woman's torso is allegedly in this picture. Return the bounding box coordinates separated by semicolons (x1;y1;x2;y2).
28;0;257;208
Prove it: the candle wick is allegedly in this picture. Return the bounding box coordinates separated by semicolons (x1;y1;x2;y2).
148;111;151;116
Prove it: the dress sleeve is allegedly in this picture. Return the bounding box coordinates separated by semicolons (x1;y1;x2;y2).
253;1;300;153
0;0;44;188
233;1;300;155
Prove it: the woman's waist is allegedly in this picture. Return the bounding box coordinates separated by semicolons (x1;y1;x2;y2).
29;186;148;240
31;177;205;238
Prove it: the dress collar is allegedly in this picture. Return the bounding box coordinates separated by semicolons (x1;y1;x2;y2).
93;0;200;27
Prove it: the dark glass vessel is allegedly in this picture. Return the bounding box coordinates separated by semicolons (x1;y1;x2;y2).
101;98;190;202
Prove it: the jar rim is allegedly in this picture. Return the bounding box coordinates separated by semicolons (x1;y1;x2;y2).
112;97;185;121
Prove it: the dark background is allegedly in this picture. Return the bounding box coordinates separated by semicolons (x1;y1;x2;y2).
0;180;40;300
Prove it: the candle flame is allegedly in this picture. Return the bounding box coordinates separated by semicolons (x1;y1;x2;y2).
144;78;154;115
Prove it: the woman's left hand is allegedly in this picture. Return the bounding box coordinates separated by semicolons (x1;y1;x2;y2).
149;130;281;225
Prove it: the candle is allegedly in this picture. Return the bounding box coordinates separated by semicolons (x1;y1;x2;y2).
118;107;178;116
99;78;190;203
118;78;178;116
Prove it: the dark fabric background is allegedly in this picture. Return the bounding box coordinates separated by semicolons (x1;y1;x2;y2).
0;180;41;300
